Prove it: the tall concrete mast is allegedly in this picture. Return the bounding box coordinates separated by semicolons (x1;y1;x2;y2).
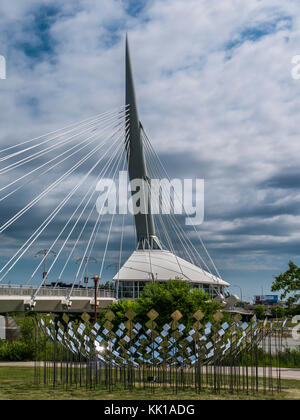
125;35;160;250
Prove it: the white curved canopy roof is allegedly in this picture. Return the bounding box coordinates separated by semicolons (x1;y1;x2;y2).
113;250;230;287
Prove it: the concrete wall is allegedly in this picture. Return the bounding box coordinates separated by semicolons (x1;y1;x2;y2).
0;316;21;341
0;315;5;339
5;316;21;341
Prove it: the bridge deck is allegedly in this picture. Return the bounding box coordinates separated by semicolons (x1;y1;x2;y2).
0;285;116;313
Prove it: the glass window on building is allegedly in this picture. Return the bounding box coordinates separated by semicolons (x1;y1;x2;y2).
119;281;134;298
203;285;210;295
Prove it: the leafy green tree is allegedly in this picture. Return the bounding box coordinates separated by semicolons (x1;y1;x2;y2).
287;304;300;317
18;314;36;347
103;298;139;327
105;280;222;333
270;305;286;319
254;304;266;320
272;261;300;307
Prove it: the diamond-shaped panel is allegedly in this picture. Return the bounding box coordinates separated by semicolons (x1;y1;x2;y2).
105;310;115;321
125;309;136;320
213;311;224;322
145;320;157;330
193;321;203;331
147;309;159;320
103;320;113;331
81;313;90;323
171;310;182;321
193;310;204;321
62;313;69;324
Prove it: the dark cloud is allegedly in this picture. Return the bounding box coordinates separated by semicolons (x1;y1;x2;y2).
259;167;300;190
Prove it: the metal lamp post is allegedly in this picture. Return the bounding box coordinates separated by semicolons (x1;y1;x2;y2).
34;249;56;287
93;275;100;323
75;256;97;288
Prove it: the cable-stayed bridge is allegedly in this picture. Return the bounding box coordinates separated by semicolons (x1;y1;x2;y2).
0;36;231;314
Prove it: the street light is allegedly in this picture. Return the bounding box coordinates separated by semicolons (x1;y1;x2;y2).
92;275;100;323
34;249;56;287
75;256;97;288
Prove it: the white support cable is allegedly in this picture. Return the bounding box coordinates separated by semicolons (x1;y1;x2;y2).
16;129;126;292
143;135;192;260
142;129;222;280
142;130;217;281
31;129;128;298
0;134;122;287
149;155;208;268
145;145;200;267
0;108;124;166
114;141;132;299
66;131;129;300
116;205;126;300
85;133;131;296
167;211;208;267
0;120;126;235
0;112;128;198
0;109;127;174
0;112;129;203
78;129;130;285
143;138;191;281
85;115;131;288
168;189;219;277
98;137;129;280
151;153;222;279
76;142;128;289
141;158;154;279
0;105;129;156
0;124;126;283
55;123;130;287
145;136;213;276
27;129;127;286
53;134;127;291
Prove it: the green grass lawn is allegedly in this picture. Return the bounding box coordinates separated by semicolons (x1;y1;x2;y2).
0;367;299;400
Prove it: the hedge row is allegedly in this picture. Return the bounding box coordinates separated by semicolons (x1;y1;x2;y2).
0;340;34;361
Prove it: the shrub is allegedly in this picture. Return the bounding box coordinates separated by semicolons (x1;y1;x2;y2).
0;340;34;361
270;305;286;319
254;304;266;320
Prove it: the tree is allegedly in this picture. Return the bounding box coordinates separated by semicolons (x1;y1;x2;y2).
270;305;286;319
254;305;266;320
271;261;300;307
286;304;300;317
104;298;139;327
105;280;222;333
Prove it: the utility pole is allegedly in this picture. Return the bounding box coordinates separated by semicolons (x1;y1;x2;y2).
34;249;56;287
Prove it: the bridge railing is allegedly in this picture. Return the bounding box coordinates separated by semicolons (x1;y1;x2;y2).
0;285;116;298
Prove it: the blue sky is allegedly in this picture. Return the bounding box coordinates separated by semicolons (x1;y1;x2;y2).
1;0;300;301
